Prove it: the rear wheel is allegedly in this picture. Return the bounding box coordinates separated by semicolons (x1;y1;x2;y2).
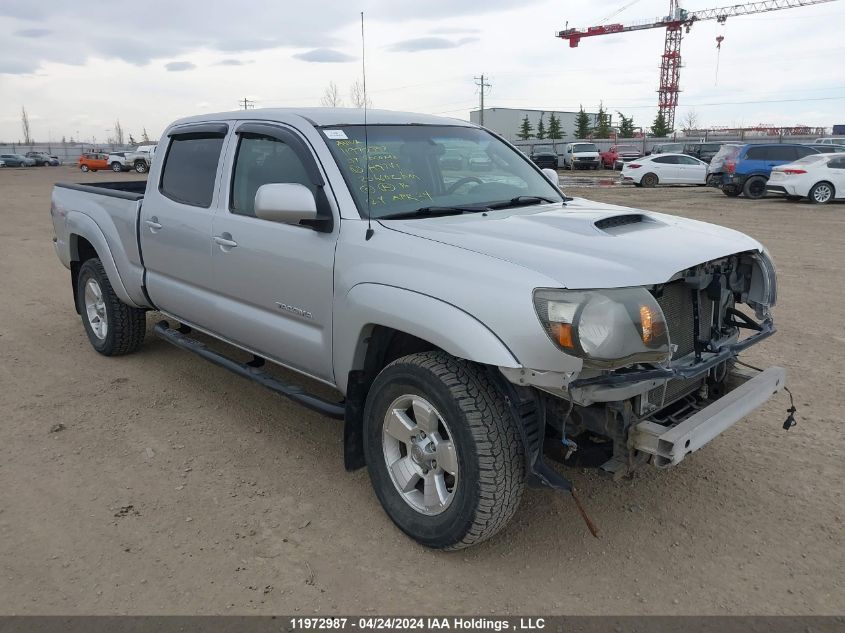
134;160;148;173
77;258;146;356
808;181;834;204
363;351;524;549
80;165;89;172
722;186;741;197
742;176;768;199
641;172;659;188
111;162;122;172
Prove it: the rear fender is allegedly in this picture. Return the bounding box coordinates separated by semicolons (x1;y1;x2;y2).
67;211;140;308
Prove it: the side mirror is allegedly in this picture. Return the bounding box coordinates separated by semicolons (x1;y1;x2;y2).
542;168;560;186
254;183;318;225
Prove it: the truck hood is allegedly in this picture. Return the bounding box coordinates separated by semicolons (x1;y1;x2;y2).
382;200;762;289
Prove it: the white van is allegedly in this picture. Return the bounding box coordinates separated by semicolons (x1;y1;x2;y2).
563;142;601;170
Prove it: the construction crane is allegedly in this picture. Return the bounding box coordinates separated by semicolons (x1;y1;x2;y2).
557;0;839;130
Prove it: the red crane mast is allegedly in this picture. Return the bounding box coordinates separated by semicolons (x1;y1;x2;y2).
557;0;838;130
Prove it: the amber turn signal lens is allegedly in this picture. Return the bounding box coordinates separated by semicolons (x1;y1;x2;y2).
551;322;575;349
640;304;654;343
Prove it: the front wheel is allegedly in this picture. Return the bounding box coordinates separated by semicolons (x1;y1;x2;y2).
134;160;148;173
77;258;146;356
808;181;834;204
363;351;525;550
111;162;123;172
80;165;89;172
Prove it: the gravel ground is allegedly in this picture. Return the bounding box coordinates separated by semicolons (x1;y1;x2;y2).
0;166;842;614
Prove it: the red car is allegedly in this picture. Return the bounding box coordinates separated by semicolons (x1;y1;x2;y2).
600;144;642;169
78;152;110;172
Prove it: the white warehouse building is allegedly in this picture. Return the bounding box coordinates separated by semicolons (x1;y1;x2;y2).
469;107;602;141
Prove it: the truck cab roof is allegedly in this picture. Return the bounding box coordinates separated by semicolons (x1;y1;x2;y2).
169;107;474;130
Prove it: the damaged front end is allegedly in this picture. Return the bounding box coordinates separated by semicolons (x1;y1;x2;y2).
500;249;786;479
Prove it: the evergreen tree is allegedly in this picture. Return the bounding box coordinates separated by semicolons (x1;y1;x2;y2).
575;106;591;139
517;115;534;140
547;113;563;139
617;112;636;138
536;112;546;139
594;102;612;139
651;111;671;137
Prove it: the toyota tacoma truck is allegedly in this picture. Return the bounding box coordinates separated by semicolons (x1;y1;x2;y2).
50;108;785;550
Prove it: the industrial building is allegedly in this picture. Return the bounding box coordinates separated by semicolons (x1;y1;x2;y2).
469;107;601;141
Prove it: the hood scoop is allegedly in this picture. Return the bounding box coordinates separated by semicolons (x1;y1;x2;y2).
594;213;646;232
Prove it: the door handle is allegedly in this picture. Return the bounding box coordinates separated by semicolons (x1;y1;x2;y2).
145;217;162;231
213;235;238;248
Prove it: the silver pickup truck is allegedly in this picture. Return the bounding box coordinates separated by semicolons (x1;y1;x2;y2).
50;108;785;549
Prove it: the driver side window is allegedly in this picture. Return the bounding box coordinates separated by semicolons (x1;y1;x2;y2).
230;134;316;217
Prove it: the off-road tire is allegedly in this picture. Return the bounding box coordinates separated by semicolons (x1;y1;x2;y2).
77;258;146;356
641;172;659;188
742;175;767;199
363;351;525;550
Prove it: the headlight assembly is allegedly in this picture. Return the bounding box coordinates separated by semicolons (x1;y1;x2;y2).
533;287;672;369
748;248;777;316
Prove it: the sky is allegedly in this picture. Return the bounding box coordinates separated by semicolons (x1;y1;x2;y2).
1;0;844;143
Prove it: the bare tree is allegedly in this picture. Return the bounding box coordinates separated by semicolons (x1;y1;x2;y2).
114;119;125;145
21;106;32;144
349;80;372;109
681;109;700;133
321;81;344;107
141;127;150;143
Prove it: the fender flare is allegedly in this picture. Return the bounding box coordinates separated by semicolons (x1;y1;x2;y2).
66;210;141;308
335;283;521;471
334;283;520;394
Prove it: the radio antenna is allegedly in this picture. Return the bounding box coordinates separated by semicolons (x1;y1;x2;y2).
361;11;374;241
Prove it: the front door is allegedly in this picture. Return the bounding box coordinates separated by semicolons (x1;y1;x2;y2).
140;124;229;329
210;122;338;383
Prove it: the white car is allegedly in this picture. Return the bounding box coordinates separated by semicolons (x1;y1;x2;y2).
621;153;708;187
813;137;845;145
0;159;5;168
766;152;845;204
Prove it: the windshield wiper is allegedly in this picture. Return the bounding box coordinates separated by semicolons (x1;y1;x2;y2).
486;195;561;210
378;205;490;220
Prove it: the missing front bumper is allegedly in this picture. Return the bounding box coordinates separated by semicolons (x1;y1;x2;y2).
630;366;786;468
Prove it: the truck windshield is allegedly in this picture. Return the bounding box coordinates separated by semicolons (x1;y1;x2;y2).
572;143;597;153
322;125;563;220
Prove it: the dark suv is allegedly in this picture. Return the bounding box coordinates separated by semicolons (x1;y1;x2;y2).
683;142;724;164
530;145;560;170
712;143;821;199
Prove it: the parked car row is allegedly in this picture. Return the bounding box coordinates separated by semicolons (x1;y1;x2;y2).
0;153;36;167
75;145;156;173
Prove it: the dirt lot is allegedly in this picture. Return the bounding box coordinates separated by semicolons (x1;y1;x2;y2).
0;166;842;615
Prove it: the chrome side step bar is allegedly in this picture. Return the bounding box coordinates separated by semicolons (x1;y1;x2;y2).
153;320;345;419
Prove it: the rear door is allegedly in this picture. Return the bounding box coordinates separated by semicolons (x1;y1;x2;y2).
651;155;681;182
140;123;229;329
743;145;800;175
676;155;707;183
209;121;339;382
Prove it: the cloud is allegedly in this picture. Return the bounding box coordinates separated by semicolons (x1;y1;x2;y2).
293;48;356;63
429;27;481;35
0;0;538;75
165;61;196;72
387;36;479;53
15;28;52;38
215;58;252;66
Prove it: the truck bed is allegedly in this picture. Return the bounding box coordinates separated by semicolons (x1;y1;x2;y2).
55;180;146;201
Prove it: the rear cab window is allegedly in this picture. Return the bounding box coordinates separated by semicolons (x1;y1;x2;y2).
160;131;227;208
